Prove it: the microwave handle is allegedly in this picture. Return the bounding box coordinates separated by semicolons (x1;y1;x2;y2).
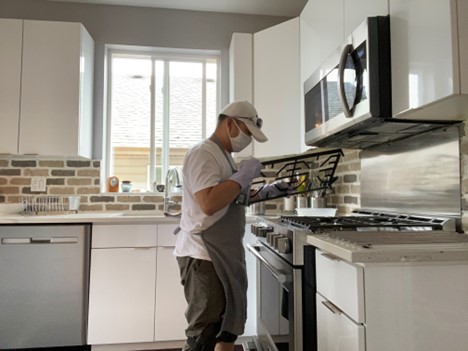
338;44;354;117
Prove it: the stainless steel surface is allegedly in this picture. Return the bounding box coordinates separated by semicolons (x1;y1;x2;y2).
0;224;90;349
361;126;461;217
304;16;458;149
164;168;182;216
247;244;290;284
252;240;303;351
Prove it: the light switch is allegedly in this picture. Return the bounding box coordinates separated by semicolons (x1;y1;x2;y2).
31;177;47;192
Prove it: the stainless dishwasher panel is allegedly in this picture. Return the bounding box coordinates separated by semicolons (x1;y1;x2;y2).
0;224;91;349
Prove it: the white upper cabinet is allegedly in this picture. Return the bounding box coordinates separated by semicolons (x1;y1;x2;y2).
300;0;389;85
344;0;389;36
19;20;94;157
300;0;343;85
229;32;255;159
0;19;22;154
0;19;94;158
390;0;468;120
254;18;301;158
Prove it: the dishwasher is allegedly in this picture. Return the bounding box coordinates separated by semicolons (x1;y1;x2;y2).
0;224;91;350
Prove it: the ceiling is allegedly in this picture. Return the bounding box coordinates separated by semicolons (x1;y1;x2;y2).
48;0;307;17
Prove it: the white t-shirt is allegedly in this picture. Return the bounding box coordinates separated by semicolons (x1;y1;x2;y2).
173;139;236;261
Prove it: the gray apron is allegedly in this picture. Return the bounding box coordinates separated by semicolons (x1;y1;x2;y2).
200;136;248;336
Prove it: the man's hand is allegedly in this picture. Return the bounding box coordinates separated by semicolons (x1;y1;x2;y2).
229;158;262;190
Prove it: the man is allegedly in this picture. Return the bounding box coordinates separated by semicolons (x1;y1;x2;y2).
174;100;267;351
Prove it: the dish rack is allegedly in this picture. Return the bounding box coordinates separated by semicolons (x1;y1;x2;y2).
20;196;69;215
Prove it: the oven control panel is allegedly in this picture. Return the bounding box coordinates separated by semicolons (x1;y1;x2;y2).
251;223;293;254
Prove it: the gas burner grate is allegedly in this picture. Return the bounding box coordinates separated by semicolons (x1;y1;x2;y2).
280;215;444;231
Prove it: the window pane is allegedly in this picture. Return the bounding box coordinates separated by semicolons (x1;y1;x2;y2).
107;51;219;193
206;61;218;136
110;56;152;192
168;61;203;173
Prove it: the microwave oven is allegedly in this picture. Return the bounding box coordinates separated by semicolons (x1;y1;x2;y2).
304;16;455;149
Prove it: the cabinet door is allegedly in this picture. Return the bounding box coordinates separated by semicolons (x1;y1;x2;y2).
0;19;22;154
154;246;187;341
229;32;254;159
315;251;365;323
87;247;157;344
316;293;365;351
19;20;82;156
300;0;343;84
344;0;389;36
390;0;457;116
254;18;301;157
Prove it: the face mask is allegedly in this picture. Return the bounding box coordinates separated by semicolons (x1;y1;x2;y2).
228;119;252;152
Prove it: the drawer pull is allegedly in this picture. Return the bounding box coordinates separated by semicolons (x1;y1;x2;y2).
321;252;341;261
321;300;342;315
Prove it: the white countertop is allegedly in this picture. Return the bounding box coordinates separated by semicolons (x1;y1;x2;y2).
307;232;468;263
0;211;259;224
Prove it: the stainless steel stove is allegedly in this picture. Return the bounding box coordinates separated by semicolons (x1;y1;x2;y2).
247;211;462;351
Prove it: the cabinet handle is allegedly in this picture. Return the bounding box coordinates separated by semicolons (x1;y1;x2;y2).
246;244;291;284
321;252;341;261
321;300;342;315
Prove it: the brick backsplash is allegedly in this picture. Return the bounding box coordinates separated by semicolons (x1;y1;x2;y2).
326;149;361;215
0;157;165;212
0;152;361;215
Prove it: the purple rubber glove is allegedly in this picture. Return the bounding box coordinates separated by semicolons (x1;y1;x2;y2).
251;180;291;201
229;158;262;190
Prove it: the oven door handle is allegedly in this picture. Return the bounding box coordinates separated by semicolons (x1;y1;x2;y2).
246;244;291;284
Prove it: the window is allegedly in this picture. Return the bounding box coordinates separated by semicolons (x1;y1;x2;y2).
106;48;219;192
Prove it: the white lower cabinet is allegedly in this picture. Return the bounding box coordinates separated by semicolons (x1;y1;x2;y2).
87;247;157;344
88;223;186;345
315;250;365;351
316;293;365;351
316;248;468;351
154;224;187;341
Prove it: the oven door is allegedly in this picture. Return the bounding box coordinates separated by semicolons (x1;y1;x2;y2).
247;244;303;351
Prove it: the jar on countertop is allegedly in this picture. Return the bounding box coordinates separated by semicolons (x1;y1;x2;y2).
121;180;133;192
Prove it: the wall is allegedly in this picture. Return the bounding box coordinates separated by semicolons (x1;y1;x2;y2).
0;157;173;212
0;0;291;159
327;149;361;215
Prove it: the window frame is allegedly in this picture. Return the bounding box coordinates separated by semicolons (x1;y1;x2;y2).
104;45;221;192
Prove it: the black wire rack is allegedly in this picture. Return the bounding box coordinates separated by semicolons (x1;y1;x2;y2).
238;148;344;205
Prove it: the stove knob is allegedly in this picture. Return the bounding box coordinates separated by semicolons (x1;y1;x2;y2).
277;237;291;254
251;224;264;236
257;226;273;238
266;232;280;245
272;234;285;249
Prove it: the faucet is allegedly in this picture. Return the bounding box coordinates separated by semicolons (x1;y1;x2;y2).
164;168;182;216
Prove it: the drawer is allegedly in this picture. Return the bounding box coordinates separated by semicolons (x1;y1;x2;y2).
157;224;180;247
316;293;365;351
92;224;157;248
316;249;365;323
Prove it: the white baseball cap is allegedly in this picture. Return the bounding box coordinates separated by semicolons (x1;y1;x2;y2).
221;100;268;142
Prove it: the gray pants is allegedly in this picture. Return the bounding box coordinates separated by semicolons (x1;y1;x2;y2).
177;256;228;351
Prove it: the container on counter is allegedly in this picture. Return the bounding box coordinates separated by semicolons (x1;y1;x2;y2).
121;180;133;192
